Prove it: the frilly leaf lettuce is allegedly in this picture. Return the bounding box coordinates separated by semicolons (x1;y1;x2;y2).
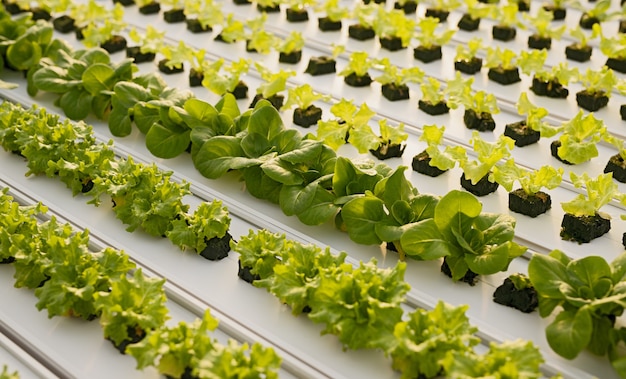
308;260;409;351
167;200;231;253
461;132;514;185
231;229;287;280
255;243;347;315
492;159;563;194
443;339;545;379
95;268;169;346
402;190;525;280
389;301;480;379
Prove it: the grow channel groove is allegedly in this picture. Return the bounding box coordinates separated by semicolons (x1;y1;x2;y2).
0;89;615;378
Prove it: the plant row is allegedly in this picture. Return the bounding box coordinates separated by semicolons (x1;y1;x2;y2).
0;186;282;378
0;100;233;260
231;227;555;379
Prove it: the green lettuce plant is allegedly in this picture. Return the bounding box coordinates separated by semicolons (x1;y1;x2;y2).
460;132;514;185
127;310;281;378
201;58;250;96
443;339;546;378
128;26;165;55
492;159;563;195
529;249;626;373
414;16;456;49
95;269;169;351
561;172;620;218
308;259;409;351
553;111;607;165
339;51;375;79
183;0;224;28
373;8;416;47
316;99;375;150
513;92;561;137
166;200;231;254
348;119;408;155
419;124;467;172
389;301;480;379
401;190;526;281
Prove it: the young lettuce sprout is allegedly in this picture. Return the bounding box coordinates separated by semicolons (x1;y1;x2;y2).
339;51;375;87
599;31;626;73
454;37;483;74
316;0;349;31
216;14;246;43
542;0;573;20
485;47;520;85
418;73;472;115
316;99;375;150
413;124;466;176
281;84;330;127
374;57;424;101
551;110;607;165
159;40;195;72
576;66;624;111
413;17;456;63
519;50;578;98
81;17;127;52
128;26;165;55
349;119;408;160
201;58;250;98
246;15;278;54
504;92;560;147
373;8;416;50
252;62;296;109
560;172;620;242
459;132;514;196
601;133;626;183
458;0;494;31
524;7;566;50
277;31;305;64
461;88;500;132
565;24;601;62
183;0;224;32
492;159;563;217
348;3;379;40
425;0;462;22
577;0;619;29
285;0;316;21
491;3;525;41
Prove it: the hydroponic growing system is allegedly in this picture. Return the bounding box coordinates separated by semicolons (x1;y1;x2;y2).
1;0;626;377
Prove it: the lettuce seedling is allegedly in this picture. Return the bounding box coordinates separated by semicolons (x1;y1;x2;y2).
217;14;246;43
491;3;525;29
315;0;349;21
389;301;480;379
561;172;620;217
348;119;408;156
554;110;607;165
159;40;196;70
0;365;18;379
81;18;126;49
420;124;467;171
401;190;526;280
514;92;561;137
317;99;375;150
460;88;500;117
373;8;416;47
485;47;518;71
201;58;250;96
525;7;566;40
276;31;305;55
529;249;626;365
281;84;329;112
246;14;278;54
183;0;224;28
460;132;514;185
454;37;483;63
492;159;563;195
339;51;375;78
128;26;165;55
255;62;296;98
414;16;456;49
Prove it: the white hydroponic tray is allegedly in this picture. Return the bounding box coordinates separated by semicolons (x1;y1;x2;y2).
2;0;626;377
